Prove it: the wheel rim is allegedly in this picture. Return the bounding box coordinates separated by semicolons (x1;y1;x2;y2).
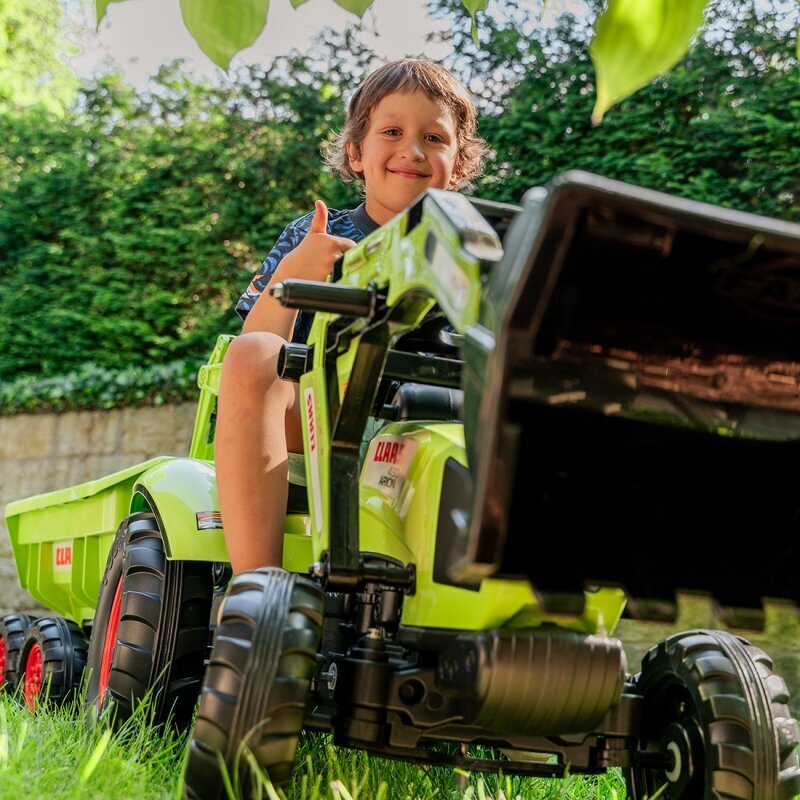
658;718;703;797
0;636;6;680
23;642;44;708
637;680;704;799
98;578;123;706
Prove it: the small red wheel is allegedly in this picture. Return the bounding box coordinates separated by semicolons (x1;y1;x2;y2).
0;614;34;690
17;617;87;709
98;578;123;706
23;642;44;709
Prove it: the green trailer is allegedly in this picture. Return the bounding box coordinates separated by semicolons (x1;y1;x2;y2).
4;173;800;799
3;331;318;723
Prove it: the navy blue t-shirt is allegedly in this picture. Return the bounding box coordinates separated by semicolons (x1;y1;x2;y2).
236;204;378;343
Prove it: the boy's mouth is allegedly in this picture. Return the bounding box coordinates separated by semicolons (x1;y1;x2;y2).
388;168;430;179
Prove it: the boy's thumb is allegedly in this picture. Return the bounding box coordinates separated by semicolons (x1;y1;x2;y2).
309;200;328;234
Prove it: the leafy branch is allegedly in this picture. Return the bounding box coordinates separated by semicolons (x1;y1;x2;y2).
93;0;738;120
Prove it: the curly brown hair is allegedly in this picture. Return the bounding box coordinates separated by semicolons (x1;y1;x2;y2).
323;58;489;191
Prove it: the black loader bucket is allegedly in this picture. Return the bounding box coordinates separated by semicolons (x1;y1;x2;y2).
444;171;800;627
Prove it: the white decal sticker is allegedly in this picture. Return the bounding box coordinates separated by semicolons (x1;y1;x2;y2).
430;239;470;313
53;540;73;572
304;386;324;532
363;436;418;502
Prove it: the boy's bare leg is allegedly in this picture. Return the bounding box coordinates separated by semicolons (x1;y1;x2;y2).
215;332;303;574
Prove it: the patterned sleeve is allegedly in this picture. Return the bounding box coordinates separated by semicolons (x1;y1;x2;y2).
234;217;310;322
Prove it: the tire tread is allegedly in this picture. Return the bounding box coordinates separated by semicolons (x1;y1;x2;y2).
630;630;800;800
183;568;323;800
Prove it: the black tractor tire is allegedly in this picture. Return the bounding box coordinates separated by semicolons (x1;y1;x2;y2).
16;616;88;708
183;567;323;800
627;629;800;800
0;613;34;691
85;511;213;728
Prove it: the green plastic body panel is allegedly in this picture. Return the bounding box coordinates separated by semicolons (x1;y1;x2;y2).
5;457;172;625
357;422;625;634
301;197;482;554
4;453;313;625
131;458;313;571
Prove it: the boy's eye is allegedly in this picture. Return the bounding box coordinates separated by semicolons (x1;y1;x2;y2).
383;128;401;136
425;133;445;143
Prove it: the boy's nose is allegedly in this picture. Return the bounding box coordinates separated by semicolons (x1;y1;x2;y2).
399;139;425;160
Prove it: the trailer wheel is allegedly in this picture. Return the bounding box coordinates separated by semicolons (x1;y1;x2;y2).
0;613;34;691
16;617;88;709
183;568;323;800
85;511;213;728
627;630;800;800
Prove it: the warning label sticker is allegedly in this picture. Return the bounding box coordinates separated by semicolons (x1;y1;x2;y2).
362;435;417;501
304;386;324;532
196;511;223;530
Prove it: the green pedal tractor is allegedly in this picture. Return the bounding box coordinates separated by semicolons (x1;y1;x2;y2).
4;172;800;799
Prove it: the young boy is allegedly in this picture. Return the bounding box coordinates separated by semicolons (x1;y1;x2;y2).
216;58;489;573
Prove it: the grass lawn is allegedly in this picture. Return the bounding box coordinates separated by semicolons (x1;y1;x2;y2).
0;691;627;799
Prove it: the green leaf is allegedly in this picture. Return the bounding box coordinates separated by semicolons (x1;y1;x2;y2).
95;0;133;28
289;0;310;6
461;0;489;18
179;0;269;69
332;0;372;17
95;0;130;27
460;0;488;43
590;0;709;123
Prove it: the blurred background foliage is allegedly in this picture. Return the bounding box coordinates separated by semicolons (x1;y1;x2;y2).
0;0;797;412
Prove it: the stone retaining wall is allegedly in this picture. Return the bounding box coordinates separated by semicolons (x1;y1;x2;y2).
0;403;198;615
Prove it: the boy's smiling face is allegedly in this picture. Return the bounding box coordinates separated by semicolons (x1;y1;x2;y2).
346;89;461;226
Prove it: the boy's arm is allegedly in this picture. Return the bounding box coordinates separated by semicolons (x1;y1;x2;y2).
242;201;355;338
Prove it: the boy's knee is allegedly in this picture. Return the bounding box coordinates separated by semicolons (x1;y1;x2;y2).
222;333;285;391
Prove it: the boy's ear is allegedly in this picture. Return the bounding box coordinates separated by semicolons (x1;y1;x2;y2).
447;155;466;188
346;142;362;172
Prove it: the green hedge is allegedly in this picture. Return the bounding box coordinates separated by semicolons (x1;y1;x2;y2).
0;61;359;383
0;359;202;415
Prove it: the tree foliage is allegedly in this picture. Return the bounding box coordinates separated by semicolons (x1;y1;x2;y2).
91;0;761;120
436;1;799;219
0;0;78;114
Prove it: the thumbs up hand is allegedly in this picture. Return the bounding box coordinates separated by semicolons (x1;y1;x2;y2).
278;200;355;284
307;199;330;235
242;200;357;335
